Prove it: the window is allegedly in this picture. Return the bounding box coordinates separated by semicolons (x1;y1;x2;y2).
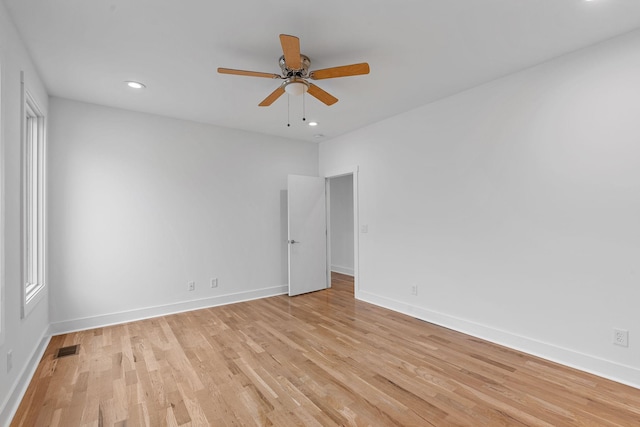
0;64;3;344
22;73;46;317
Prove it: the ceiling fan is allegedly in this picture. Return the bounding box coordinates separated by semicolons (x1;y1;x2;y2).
218;34;370;107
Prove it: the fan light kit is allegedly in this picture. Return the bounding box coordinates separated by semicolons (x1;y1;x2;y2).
284;79;309;96
218;34;370;126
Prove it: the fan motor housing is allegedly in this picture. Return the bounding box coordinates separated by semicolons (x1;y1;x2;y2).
279;54;310;77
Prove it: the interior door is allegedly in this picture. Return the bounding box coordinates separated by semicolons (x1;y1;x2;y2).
288;175;327;296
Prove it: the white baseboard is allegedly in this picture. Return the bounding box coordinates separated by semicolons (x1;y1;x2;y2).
49;285;288;335
2;286;288;426
331;265;354;276
0;332;51;427
8;286;637;427
358;290;640;390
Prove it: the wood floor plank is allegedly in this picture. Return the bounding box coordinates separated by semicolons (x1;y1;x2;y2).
11;273;640;426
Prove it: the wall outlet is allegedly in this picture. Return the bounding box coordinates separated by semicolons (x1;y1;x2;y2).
211;278;218;288
7;350;13;373
411;285;418;296
613;328;629;347
188;281;195;291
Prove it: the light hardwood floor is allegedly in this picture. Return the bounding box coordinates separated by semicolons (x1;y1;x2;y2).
12;273;640;426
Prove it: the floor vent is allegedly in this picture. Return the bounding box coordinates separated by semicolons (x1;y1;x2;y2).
55;345;79;359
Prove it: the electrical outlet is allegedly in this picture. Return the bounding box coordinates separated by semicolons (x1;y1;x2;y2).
7;350;13;373
613;328;629;347
411;285;418;296
188;281;195;291
211;278;218;288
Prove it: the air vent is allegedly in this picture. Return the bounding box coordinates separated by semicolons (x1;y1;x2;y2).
55;345;79;359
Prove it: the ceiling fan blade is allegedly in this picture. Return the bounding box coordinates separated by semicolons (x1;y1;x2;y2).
307;84;338;106
309;63;370;80
218;68;280;79
259;86;286;107
279;34;301;70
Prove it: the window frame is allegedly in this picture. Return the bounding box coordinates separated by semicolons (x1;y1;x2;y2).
0;63;4;345
21;72;46;318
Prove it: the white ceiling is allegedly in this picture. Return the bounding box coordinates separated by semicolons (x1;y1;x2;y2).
5;0;640;142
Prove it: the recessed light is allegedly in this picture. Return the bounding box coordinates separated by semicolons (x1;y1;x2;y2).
308;121;318;126
125;81;146;89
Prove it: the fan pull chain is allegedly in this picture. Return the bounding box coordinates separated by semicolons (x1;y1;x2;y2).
302;91;306;122
287;95;290;127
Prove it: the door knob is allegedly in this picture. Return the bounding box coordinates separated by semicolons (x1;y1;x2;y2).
288;240;298;244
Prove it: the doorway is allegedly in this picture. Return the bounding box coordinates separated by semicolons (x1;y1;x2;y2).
326;168;358;296
286;168;359;297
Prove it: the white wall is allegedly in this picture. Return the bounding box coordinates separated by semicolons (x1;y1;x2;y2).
47;98;318;331
329;174;354;275
0;1;50;424
320;29;640;388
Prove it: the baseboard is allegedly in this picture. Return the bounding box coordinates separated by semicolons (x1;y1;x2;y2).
49;285;288;335
331;265;354;276
357;290;640;390
0;332;51;427
1;286;288;425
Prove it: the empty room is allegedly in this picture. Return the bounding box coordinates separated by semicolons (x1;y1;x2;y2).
1;0;640;425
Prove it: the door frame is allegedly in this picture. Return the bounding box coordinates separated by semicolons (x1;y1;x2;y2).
324;166;359;298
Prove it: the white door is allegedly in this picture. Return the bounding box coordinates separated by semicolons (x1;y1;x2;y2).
288;175;327;296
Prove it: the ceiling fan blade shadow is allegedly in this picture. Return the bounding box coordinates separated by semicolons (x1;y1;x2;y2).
307;84;338;106
309;63;370;80
280;34;301;70
218;68;281;79
259;86;286;106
